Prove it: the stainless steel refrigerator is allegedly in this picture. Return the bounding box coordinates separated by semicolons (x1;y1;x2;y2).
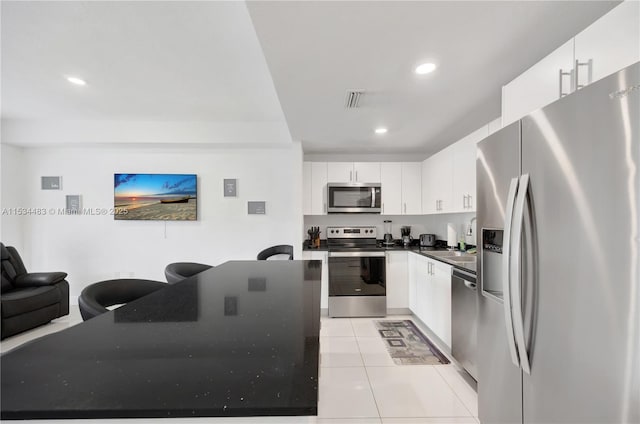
477;61;639;423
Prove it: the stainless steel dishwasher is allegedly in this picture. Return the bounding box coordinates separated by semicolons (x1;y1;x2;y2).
451;267;478;380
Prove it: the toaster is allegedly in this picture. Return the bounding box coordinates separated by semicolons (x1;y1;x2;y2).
419;234;436;247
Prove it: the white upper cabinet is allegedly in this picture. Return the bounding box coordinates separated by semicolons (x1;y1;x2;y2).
327;162;381;183
421;158;437;214
380;162;402;215
310;162;328;215
401;163;422;215
502;1;639;126
573;0;640;86
327;162;353;183
451;125;488;212
380;162;421;215
421;123;489;215
502;39;574;126
423;147;453;214
354;162;381;183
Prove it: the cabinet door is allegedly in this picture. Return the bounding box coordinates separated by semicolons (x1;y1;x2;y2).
421;158;437;214
574;1;640;87
311;162;327;215
381;162;402;215
451;125;487;212
353;162;381;183
401;163;422;214
303;162;312;215
415;256;430;325
303;251;329;309
408;253;418;313
327;162;354;183
320;252;329;310
502;39;574;126
386;251;409;309
431;261;452;348
431;147;453;213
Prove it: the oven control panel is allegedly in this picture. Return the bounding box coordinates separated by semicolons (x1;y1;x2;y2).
327;226;378;239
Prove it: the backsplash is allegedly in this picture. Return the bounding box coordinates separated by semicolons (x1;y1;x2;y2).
304;212;477;245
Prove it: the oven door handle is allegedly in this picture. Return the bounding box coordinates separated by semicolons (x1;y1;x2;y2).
329;251;386;258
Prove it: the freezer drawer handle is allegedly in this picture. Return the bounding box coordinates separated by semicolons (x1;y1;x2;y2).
511;174;532;375
464;281;477;290
503;177;521;368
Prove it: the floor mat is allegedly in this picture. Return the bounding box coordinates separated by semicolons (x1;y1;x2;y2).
374;320;450;365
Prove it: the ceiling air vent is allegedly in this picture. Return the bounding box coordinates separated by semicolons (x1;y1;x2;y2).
344;89;364;109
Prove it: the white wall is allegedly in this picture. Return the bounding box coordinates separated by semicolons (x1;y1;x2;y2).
0;143;26;252
10;144;302;303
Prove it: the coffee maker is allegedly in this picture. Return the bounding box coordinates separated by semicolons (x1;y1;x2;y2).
383;220;394;246
401;226;412;247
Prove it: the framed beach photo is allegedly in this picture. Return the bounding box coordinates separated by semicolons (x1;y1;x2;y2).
114;173;197;221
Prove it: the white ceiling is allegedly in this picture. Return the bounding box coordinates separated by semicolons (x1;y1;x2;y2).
1;1;617;153
247;1;618;156
1;1;291;145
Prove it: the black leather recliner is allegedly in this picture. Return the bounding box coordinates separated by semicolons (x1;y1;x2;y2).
1;243;69;339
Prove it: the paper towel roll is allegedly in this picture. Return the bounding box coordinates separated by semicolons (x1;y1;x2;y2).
447;223;457;248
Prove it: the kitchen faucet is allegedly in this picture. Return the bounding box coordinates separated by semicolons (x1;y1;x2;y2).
466;216;476;237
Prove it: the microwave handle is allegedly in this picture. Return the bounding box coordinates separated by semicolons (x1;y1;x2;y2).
371;187;376;208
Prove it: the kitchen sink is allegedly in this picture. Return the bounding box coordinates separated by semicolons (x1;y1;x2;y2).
426;250;474;258
446;256;477;263
424;250;476;264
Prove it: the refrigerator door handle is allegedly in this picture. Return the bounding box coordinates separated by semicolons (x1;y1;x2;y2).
503;177;521;368
511;174;532;374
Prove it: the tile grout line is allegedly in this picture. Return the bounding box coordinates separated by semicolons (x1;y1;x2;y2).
352;318;384;421
433;364;477;419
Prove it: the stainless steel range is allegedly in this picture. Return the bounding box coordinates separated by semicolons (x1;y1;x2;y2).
327;226;386;317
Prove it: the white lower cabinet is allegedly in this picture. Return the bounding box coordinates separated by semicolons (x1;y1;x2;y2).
302;251;328;309
385;251;408;310
408;252;418;313
408;254;430;323
408;253;453;348
428;259;452;348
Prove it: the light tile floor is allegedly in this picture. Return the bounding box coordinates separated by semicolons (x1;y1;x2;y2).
0;311;479;424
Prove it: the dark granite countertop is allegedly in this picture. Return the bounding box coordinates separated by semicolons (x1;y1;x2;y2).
303;241;476;274
1;260;322;420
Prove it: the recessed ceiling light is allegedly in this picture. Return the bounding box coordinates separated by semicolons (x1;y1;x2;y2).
375;127;388;134
415;62;437;75
66;76;87;86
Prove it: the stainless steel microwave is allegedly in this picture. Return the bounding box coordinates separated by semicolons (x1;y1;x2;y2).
327;183;381;213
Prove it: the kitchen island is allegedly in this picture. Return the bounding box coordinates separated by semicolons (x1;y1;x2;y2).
1;260;322;420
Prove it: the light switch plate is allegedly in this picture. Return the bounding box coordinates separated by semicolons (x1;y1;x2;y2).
66;195;82;214
247;201;266;215
41;176;62;190
223;179;237;197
